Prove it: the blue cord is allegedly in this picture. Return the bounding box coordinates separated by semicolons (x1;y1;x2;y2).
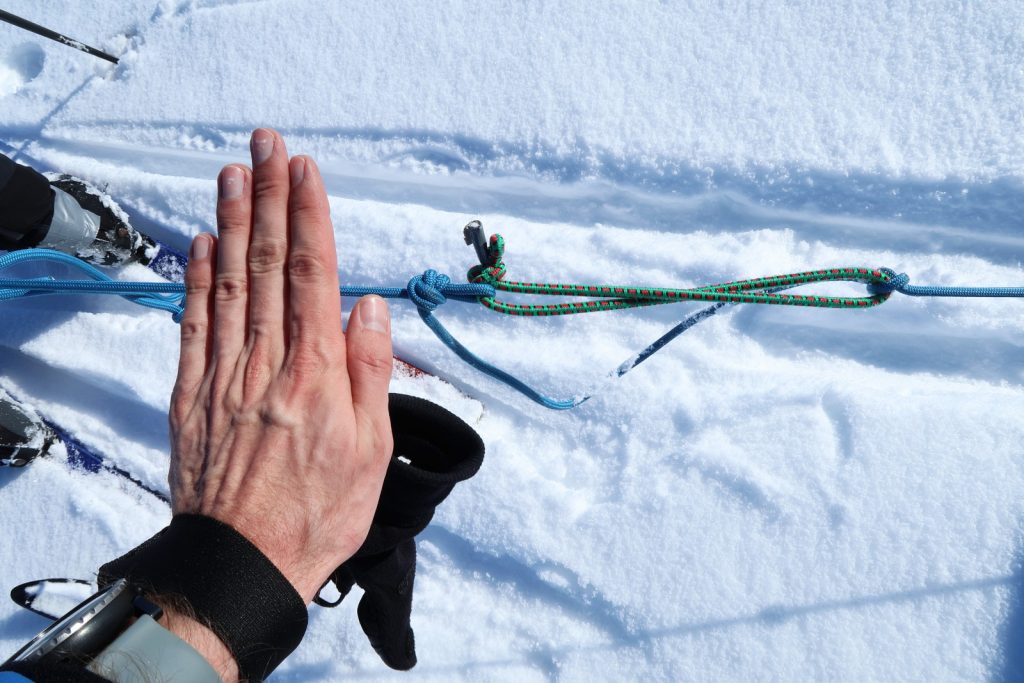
3;249;1022;411
0;249;187;318
0;253;580;409
0;249;497;320
870;268;1024;297
0;249;570;408
402;269;579;409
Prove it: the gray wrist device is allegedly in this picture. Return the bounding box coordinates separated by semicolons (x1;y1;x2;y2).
3;578;221;682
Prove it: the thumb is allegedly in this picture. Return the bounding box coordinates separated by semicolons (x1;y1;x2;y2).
346;295;394;451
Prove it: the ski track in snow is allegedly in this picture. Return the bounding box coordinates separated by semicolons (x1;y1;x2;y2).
8;130;1024;266
2;2;1024;681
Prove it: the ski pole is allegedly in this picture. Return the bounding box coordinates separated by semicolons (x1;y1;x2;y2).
0;9;119;64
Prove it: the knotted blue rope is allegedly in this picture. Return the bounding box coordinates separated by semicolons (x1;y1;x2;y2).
0;249;497;310
397;268;578;408
3;248;1022;411
0;249;564;405
869;268;1024;297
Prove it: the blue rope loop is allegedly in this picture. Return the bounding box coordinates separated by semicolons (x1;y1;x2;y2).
0;248;187;319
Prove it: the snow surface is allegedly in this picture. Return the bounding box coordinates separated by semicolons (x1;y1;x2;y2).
2;1;1023;681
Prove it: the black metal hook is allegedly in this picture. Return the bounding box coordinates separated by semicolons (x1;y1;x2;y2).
463;220;489;266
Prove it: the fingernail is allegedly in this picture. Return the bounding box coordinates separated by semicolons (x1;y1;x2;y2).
191;234;210;260
251;128;274;165
290;156;305;187
358;295;389;334
219;166;243;199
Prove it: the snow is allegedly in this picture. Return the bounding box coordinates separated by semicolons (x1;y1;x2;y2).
2;1;1023;681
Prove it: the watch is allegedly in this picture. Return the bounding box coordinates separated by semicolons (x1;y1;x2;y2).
3;579;221;682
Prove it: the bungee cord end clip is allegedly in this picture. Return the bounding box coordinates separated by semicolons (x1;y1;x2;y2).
463;220;489;266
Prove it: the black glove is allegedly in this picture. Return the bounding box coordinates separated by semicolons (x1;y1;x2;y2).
314;393;484;670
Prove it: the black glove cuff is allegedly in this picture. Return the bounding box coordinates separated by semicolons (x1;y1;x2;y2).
380;393;485;529
98;514;307;682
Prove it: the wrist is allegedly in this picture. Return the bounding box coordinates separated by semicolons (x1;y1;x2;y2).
99;514;308;682
155;599;239;683
2;579;225;683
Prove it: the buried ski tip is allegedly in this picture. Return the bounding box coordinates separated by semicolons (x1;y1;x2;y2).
0;389;168;502
0;389;56;467
43;173;158;268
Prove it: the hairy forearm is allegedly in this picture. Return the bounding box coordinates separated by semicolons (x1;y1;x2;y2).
158;602;239;683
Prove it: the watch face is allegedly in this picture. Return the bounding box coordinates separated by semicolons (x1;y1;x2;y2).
3;579;133;665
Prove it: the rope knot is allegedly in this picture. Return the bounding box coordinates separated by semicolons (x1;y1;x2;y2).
868;268;910;295
408;270;452;312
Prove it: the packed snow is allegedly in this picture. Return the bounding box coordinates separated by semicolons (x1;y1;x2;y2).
2;1;1023;681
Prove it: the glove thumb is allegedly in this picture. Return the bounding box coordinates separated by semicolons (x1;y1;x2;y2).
353;539;417;670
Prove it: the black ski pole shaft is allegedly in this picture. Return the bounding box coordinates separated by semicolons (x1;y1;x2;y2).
0;9;118;64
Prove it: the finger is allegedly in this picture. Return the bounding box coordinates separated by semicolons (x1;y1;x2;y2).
171;233;216;421
286;156;342;346
347;295;394;456
213;163;253;362
246;128;290;360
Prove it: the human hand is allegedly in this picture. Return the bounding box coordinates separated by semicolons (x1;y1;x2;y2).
169;128;394;604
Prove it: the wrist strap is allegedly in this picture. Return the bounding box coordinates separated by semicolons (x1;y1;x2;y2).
99;514;307;682
88;615;221;683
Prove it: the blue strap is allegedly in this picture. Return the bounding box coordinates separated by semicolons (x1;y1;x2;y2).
0;673;36;682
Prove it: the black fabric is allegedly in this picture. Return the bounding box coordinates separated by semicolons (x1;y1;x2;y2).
315;393;485;670
0;154;11;187
97;514;307;683
2;659;111;683
0;156;53;250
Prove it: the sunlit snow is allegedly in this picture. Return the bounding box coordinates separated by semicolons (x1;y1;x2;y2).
1;2;1023;681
